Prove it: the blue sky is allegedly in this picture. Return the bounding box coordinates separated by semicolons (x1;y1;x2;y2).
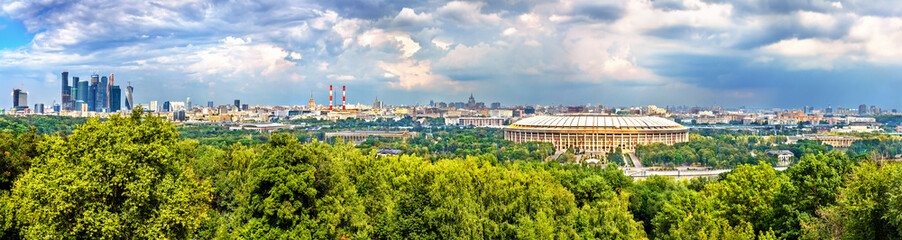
1;0;902;109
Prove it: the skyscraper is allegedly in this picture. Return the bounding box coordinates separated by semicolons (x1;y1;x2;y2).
163;101;171;112
87;73;99;111
234;99;240;108
207;101;213;108
467;93;476;109
12;88;28;111
859;104;867;115
97;76;108;111
109;86;121;112
125;84;134;110
107;74;114;107
308;92;316;109
73;77;81;102
186;97;192;110
61;71;71;110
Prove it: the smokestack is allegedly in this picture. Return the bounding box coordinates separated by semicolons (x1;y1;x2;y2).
329;85;333;111
342;86;346;110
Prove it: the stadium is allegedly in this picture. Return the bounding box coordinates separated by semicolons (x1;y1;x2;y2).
504;115;689;153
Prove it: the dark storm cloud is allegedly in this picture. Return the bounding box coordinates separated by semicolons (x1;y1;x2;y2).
574;4;623;22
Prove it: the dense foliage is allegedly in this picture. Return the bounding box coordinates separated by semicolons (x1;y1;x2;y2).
2;113;902;239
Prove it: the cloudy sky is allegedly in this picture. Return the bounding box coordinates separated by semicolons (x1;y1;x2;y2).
2;0;902;109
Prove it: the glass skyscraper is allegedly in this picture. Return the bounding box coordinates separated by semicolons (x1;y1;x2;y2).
125;85;133;110
109;86;121;112
96;76;108;111
77;80;88;104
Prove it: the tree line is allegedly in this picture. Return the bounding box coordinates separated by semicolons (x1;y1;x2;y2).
2;109;902;239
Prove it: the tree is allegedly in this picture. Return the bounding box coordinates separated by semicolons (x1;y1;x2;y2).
12;107;213;239
707;163;787;234
236;133;320;238
771;153;854;239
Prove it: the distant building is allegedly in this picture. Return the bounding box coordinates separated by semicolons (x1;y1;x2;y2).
61;71;72;110
241;104;249;111
109;86;121;112
77;80;89;107
325;130;416;145
859;104;867;115
377;148;402;156
172;110;186;122
467;94;476;109
234;99;240;108
12;88;28;111
207;101;214;108
308;93;316;109
162;101;171;112
34;103;44;114
87;76;98;112
457;117;505;127
372;97;383;109
765;150;794;166
97;76;108;111
491;102;501;109
124;85;134;110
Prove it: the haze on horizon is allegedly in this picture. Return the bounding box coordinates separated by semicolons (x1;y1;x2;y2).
1;0;901;109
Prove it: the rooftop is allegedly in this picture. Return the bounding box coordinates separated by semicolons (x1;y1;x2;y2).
510;115;684;129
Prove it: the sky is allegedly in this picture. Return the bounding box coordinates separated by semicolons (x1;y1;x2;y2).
2;0;902;109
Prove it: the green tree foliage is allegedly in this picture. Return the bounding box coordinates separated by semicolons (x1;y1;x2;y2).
707;163;787;233
7;113;902;239
11;108;213;239
771;153;855;239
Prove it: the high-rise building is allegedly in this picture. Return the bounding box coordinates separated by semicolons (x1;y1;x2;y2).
241;104;249;111
72;77;81;101
96;76;108;111
234;99;240;108
77;79;88;104
826;105;833;114
88;77;98;112
467;94;476;109
12;88;28;111
150;101;158;112
858;104;867;115
124;85;134;110
34;104;44;114
491;102;501;109
107;74;114;107
207;101;213;108
186;97;192;110
373;97;382;109
163;101;171;112
61;71;71;110
109;86;121;112
308;93;316;109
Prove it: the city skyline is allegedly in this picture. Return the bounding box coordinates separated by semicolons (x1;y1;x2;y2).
3;1;902;108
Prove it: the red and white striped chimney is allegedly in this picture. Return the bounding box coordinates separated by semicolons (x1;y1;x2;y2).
342;86;346;110
329;85;333;111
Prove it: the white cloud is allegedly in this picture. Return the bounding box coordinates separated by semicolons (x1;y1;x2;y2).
391;8;433;28
848;16;902;63
797;11;837;31
760;38;862;69
186;36;299;79
432;38;452;50
502;27;518;36
358;29;421;58
327;74;356;80
379;59;450;89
